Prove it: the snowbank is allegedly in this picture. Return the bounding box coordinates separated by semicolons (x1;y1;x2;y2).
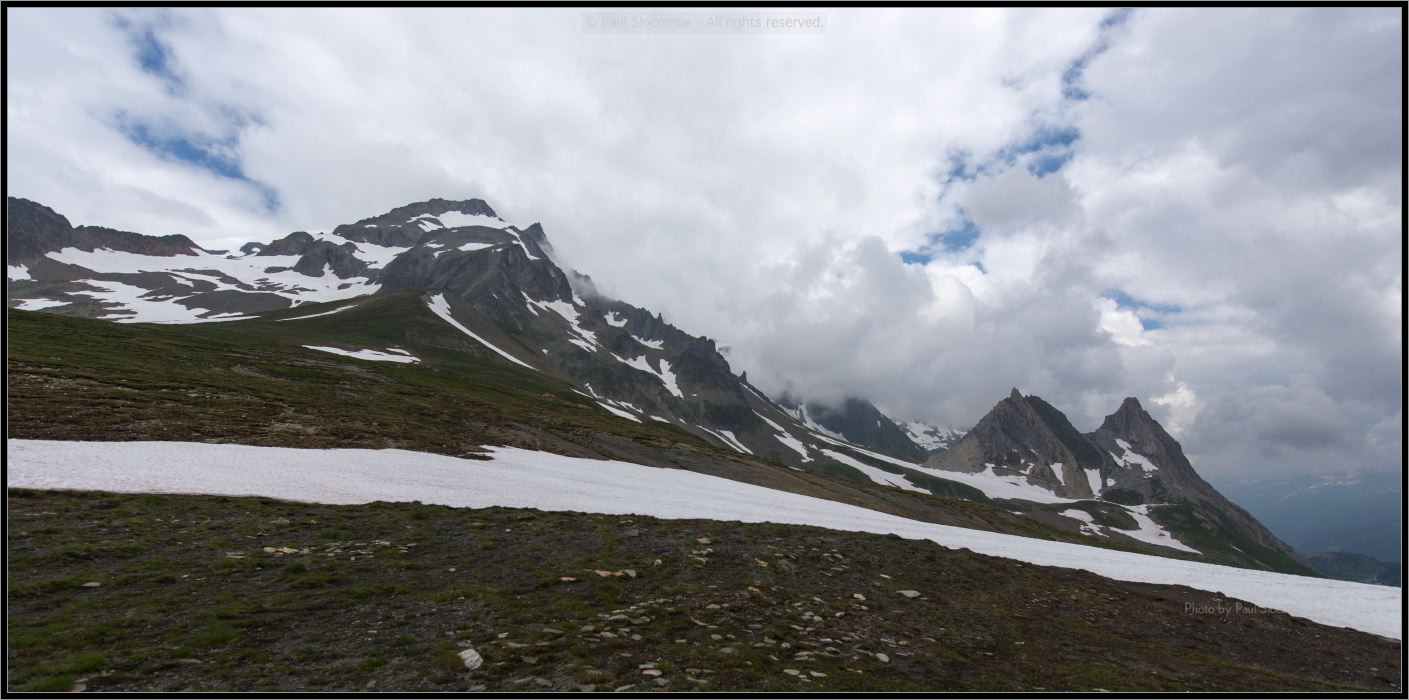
6;439;1399;639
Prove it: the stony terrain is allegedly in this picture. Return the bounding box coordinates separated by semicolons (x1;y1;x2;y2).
6;489;1400;693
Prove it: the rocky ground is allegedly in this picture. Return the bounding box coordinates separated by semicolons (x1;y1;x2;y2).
6;489;1400;692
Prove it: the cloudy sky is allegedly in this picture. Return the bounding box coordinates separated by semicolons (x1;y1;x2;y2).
6;7;1402;483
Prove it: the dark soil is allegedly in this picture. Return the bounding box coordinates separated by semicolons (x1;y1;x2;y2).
6;489;1400;692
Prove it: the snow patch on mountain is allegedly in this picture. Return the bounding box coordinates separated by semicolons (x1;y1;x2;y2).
8;264;31;281
1122;505;1202;553
306;231;409;269
698;426;752;454
12;298;69;311
596;401;642;423
1084;467;1104;496
821;449;927;493
610;352;683;398
1112;439;1158;475
753;411;813;462
785;405;849;443
902;421;965;451
907;462;1080;504
277;303;361;321
434;211;514;230
302;345;419;364
48;247;380;308
70;279;257;324
1061;509;1107;538
426;293;538;371
525;296;598;351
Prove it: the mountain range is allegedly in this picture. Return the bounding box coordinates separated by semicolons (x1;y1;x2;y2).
5;195;1314;575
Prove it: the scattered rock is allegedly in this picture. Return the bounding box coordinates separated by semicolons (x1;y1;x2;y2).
696;537;712;545
641;668;662;677
624;528;641;538
783;668;801;676
458;648;483;671
81;581;101;588
876;653;890;663
897;590;921;599
559;576;577;583
852;593;866;601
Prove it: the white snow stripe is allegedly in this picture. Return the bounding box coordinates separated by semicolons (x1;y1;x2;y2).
277;303;360;321
820;449;927;493
302;345;419;364
7;439;1396;639
426;294;538;372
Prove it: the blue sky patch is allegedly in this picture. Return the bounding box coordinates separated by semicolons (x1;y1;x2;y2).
111;13;184;94
106;14;282;214
1104;289;1180;330
1061;8;1133;101
900;217;983;265
113;113;281;213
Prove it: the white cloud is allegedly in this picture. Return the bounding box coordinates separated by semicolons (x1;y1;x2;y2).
5;7;1400;482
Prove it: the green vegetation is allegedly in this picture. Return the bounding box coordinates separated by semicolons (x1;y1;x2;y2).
1149;504;1318;575
7;300;1181;558
6;490;1398;692
6;294;705;458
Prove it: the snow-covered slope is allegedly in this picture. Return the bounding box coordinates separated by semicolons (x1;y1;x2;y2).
8;439;1398;640
903;420;966;452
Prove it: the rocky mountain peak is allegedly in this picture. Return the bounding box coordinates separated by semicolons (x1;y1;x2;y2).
1095;396;1171;457
927;389;1117;498
381;197;498;221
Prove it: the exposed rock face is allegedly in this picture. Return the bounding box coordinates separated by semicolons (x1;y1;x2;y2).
332;198;498;247
928;389;1108;498
927;389;1307;569
1090;397;1305;562
6;197;201;261
780;397;927;462
6;198;77;262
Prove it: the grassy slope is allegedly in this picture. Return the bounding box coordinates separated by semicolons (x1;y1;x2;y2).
6;298;1174;557
826;443;1314;574
5;489;1399;693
